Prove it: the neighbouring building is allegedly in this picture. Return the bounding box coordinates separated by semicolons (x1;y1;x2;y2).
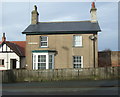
0;33;26;70
22;2;101;70
98;51;120;67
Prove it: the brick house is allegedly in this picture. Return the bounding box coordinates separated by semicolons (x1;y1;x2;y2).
22;2;101;70
0;33;26;70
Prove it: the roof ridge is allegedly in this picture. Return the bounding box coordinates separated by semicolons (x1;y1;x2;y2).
38;20;91;23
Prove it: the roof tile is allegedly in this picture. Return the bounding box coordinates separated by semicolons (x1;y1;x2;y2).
0;41;26;57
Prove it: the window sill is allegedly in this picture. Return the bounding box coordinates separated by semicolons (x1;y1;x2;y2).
72;46;83;48
40;47;48;48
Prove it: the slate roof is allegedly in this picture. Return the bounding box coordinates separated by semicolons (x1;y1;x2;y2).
22;21;101;34
0;41;26;57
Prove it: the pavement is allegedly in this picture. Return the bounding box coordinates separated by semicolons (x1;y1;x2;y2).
2;79;120;95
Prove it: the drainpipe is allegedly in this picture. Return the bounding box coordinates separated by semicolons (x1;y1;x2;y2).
89;34;97;68
93;34;96;68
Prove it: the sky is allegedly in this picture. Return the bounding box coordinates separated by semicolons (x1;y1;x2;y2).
0;1;118;51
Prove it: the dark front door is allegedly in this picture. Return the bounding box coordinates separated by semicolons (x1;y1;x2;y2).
10;59;17;69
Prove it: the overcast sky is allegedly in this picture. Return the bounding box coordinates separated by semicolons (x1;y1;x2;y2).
0;2;118;51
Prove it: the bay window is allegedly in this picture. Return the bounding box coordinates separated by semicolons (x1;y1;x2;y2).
33;52;54;70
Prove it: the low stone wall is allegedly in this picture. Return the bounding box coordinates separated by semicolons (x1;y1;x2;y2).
2;66;120;83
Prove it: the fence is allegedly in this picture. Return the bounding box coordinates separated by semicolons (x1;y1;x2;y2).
2;66;120;83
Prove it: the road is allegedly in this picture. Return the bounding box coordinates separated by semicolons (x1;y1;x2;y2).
2;79;119;95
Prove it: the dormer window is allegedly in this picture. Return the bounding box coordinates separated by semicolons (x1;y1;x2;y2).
40;36;48;47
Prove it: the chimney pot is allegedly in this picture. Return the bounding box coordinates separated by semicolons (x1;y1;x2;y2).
92;2;95;8
2;33;6;42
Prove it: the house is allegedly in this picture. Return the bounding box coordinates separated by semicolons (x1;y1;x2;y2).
22;2;101;70
0;33;26;70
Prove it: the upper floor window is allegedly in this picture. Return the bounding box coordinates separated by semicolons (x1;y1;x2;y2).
73;35;82;47
40;36;48;47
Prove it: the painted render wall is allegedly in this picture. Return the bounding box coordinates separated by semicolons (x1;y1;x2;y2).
25;34;98;70
0;44;23;70
0;53;20;70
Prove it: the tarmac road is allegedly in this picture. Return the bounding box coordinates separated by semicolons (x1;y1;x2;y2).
2;79;119;95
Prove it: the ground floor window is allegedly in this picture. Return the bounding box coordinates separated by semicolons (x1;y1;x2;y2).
0;59;4;65
73;56;83;68
33;53;54;70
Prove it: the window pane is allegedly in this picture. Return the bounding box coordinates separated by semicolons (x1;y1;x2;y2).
41;42;47;46
75;36;80;41
49;55;53;69
2;60;4;65
49;63;52;69
49;55;52;62
33;55;36;70
34;63;36;69
41;55;46;62
38;55;40;62
34;55;36;62
38;55;46;70
0;60;1;65
41;36;47;41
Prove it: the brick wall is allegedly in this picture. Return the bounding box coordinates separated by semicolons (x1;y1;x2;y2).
98;51;120;67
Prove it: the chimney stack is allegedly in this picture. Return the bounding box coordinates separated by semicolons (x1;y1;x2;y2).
31;5;39;24
90;2;97;23
2;33;6;42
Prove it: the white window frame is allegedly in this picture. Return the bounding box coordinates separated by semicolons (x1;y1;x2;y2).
73;56;83;68
73;35;82;47
33;53;54;70
40;36;48;47
33;55;36;70
49;54;54;69
38;55;46;69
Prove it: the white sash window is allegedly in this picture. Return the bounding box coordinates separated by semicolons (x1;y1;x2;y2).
40;36;48;47
73;56;83;68
73;35;82;47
